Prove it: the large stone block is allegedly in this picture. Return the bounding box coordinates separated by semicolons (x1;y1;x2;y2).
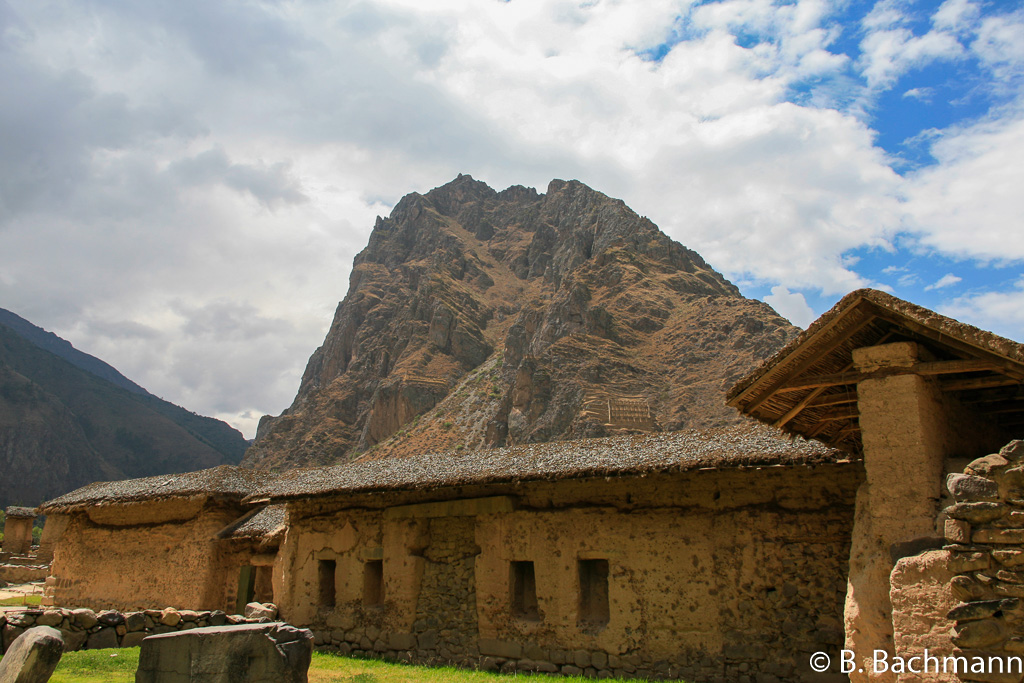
0;625;64;683
243;603;277;621
136;622;313;683
947;474;1000;503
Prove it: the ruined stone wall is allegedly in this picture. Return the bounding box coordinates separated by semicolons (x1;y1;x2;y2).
944;441;1024;682
46;498;247;612
277;463;861;680
0;606;271;654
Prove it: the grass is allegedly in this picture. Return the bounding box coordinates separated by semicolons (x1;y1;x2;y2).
1;648;638;683
0;594;42;606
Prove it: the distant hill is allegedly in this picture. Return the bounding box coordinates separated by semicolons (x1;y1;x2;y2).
0;313;249;507
0;309;148;395
245;175;797;469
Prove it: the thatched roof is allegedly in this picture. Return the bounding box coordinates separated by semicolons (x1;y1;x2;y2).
250;423;846;503
727;289;1024;453
39;465;274;513
217;505;286;541
4;506;37;518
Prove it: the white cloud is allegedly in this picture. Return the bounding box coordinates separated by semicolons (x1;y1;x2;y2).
858;27;964;90
0;0;1019;437
903;87;933;101
925;273;962;290
941;280;1024;342
933;0;981;34
764;285;816;328
904;113;1024;261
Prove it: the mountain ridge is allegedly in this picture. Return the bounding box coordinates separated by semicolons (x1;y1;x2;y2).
245;175;798;469
0;315;248;507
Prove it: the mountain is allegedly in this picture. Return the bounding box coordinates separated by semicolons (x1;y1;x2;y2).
0;316;249;507
244;175;798;470
0;308;148;395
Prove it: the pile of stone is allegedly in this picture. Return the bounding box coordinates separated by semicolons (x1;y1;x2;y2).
945;440;1024;681
0;602;279;654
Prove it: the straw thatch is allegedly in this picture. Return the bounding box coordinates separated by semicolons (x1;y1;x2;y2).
39;465;274;513
727;289;1024;452
250;423;845;503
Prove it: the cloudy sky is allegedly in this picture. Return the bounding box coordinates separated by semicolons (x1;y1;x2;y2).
1;0;1022;438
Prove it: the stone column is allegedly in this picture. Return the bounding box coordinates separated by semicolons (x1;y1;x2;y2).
2;508;37;555
844;343;950;682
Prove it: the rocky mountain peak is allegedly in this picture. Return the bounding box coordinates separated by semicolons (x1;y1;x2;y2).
244;176;796;469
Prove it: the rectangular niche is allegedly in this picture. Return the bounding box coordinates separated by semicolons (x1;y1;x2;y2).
318;559;336;608
510;560;539;621
363;559;384;606
578;559;609;630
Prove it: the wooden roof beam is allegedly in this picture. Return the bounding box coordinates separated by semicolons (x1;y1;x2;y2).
942;376;1022;392
777;359;1008;393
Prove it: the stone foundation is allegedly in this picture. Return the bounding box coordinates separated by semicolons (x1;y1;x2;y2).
0;607;274;654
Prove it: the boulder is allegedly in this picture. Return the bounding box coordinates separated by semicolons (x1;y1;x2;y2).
97;610;125;627
243;603;278;621
71;608;97;629
136;622;313;683
0;625;64;683
86;627;118;650
159;609;181;627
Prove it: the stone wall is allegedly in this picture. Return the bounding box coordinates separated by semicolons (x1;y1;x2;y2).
277;462;862;681
0;562;48;584
944;440;1024;682
0;606;271;654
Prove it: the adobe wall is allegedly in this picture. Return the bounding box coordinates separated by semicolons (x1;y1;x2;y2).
275;463;862;680
845;342;1012;681
2;515;34;555
46;497;249;612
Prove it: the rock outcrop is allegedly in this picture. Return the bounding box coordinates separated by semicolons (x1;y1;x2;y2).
245;175;797;469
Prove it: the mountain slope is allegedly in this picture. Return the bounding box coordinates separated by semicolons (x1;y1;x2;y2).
245;176;798;469
0;308;248;464
0;308;148;395
0;322;247;507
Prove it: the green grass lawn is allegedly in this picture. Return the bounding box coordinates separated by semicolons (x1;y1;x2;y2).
0;594;42;606
1;648;640;682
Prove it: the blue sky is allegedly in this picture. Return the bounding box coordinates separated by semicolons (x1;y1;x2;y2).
0;0;1022;436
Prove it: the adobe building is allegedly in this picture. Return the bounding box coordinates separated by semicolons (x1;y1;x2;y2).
37;466;281;612
249;425;859;681
729;289;1024;681
32;288;1024;681
2;506;38;556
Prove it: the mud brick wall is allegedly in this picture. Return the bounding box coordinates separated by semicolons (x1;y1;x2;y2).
945;440;1024;682
284;463;862;681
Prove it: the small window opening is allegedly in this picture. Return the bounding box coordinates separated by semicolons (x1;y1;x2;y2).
510;561;539;620
578;559;609;630
363;559;384;606
318;559;336;608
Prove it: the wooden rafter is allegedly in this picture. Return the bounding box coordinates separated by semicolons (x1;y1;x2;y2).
777;359;1005;393
735;307;878;414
